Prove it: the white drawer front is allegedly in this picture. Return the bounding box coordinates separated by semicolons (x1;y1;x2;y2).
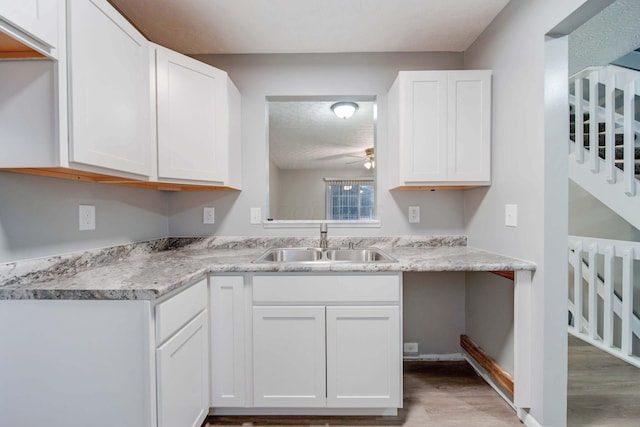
156;279;207;345
253;274;400;304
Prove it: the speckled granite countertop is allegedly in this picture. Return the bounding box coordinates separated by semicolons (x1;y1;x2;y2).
0;236;536;300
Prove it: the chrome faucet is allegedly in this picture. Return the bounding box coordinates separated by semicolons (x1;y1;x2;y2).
319;223;328;249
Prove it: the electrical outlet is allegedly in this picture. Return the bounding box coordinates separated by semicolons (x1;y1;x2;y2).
505;204;518;227
203;207;215;224
408;206;420;223
79;205;95;231
403;342;419;353
250;207;262;224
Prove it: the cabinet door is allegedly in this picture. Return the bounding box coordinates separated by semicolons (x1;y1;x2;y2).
157;311;209;427
210;276;245;407
326;306;401;407
67;0;151;177
400;71;448;183
447;70;491;183
0;0;59;48
156;45;228;183
253;306;326;407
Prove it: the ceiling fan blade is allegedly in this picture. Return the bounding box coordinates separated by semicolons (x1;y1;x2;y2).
317;151;363;161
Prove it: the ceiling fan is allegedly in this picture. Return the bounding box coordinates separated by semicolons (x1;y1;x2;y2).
345;147;375;169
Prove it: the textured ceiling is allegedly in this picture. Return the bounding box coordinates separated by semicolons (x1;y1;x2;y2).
269;101;374;170
569;0;640;75
108;0;510;54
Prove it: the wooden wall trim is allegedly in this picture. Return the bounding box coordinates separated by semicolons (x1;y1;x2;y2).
490;271;515;280
460;334;514;396
391;185;477;190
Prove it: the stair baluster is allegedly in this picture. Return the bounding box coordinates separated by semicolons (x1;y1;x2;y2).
568;237;640;367
603;245;615;348
621;248;634;356
589;70;600;173
624;79;637;196
569;65;640;232
587;243;598;340
575;78;584;163
605;74;617;183
573;241;583;333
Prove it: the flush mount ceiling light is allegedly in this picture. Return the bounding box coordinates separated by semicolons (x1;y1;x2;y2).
331;102;359;119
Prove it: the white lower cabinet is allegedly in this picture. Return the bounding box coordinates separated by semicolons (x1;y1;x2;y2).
157;311;209;427
210;276;246;407
326;306;401;407
253;306;327;407
242;274;402;411
0;279;209;427
155;280;209;427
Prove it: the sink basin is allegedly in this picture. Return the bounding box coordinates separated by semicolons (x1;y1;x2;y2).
254;248;323;263
252;247;397;263
325;248;397;262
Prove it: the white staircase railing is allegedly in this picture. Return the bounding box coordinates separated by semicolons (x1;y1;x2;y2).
568;236;640;367
569;65;640;231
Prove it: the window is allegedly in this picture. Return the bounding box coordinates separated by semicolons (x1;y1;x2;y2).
325;178;375;220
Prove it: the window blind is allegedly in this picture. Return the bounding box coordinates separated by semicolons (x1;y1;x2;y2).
324;178;374;220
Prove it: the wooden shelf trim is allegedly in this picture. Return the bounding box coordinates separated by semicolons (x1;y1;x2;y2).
460;334;514;396
490;270;515;281
391;185;478;190
0;31;45;59
1;168;239;192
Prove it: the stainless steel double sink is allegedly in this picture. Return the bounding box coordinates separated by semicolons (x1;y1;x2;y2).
252;247;397;263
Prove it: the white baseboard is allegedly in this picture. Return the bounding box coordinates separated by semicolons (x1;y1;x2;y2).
518;408;543;427
211;407;398;416
403;352;465;361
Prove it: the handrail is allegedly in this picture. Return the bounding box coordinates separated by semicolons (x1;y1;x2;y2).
569;236;640;257
568;236;639;366
569;64;639;201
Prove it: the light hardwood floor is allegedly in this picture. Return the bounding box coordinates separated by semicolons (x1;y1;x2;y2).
203;336;640;427
567;335;640;427
204;361;522;427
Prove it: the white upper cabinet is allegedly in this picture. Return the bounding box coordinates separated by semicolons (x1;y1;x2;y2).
67;0;152;177
0;0;241;189
154;45;241;186
0;0;60;53
388;70;491;189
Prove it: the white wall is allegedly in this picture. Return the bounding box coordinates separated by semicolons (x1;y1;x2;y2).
268;159;281;219
0;172;169;263
465;272;514;374
273;168;374;221
462;1;602;425
569;180;640;240
168;52;466;237
403;272;466;356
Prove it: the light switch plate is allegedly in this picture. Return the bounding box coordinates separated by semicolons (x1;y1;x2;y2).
79;205;95;231
408;206;420;223
250;207;262;224
203;207;215;224
505;204;518;227
404;342;419;353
